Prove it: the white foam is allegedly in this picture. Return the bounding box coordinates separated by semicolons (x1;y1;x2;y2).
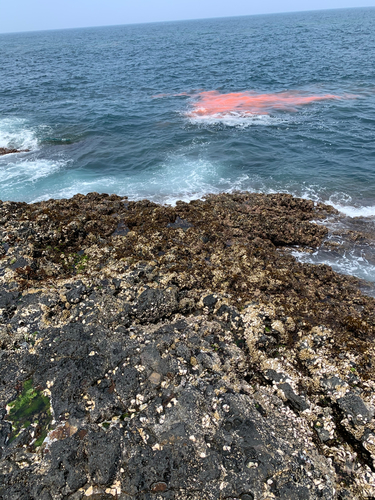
279;187;375;219
0;159;67;192
0;117;38;151
328;203;375;218
31;158;223;205
29;156;257;206
186;112;281;128
292;248;375;286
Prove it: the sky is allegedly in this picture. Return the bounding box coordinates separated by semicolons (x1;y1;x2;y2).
0;0;374;34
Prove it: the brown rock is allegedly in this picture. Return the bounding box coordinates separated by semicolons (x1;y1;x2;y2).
151;482;168;493
0;147;30;155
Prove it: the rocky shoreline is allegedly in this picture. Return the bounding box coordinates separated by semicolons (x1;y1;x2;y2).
0;192;374;500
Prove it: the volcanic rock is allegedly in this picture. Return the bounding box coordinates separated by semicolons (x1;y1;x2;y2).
0;192;374;499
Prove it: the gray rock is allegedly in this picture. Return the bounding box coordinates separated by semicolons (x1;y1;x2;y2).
279;383;309;412
315;426;331;443
134;287;178;322
321;376;344;392
87;428;121;485
65;283;86;304
337;392;373;425
265;369;284;383
203;294;218;310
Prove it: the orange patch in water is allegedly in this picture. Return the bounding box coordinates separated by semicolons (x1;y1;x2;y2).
187;90;343;116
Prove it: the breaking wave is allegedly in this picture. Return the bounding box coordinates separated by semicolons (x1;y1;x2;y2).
0;159;68;202
0;118;39;152
186;111;282;128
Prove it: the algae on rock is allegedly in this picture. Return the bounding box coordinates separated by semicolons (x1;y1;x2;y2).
6;379;52;447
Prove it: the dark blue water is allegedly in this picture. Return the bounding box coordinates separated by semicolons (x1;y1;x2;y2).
1;8;375;282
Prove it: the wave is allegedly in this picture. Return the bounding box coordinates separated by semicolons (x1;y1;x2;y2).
0;159;67;198
292;247;375;288
31;157;223;205
0;118;39;152
328;202;375;218
186;111;283;128
273;186;375;219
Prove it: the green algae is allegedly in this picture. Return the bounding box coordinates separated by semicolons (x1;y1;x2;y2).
7;379;52;447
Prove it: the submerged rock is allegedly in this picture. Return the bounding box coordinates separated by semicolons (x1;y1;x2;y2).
0;192;374;499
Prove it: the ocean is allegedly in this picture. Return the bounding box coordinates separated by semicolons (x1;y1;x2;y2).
1;7;375;285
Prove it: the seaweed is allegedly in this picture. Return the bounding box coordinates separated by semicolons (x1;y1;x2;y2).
6;379;52;447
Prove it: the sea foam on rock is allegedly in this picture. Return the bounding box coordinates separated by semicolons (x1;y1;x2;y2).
0;192;374;499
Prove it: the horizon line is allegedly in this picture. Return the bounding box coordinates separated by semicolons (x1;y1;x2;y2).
0;5;374;36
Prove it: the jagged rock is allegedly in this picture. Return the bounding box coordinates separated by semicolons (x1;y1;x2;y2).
0;192;374;499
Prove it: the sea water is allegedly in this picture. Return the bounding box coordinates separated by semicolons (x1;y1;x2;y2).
1;8;375;284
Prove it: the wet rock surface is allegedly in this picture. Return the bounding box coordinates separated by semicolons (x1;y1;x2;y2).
0;192;374;499
0;147;30;156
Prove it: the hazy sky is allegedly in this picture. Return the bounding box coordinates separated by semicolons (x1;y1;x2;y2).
1;0;374;34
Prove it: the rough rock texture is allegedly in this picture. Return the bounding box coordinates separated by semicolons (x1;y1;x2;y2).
0;192;374;499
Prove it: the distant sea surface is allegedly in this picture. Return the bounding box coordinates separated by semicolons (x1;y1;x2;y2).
1;8;375;284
